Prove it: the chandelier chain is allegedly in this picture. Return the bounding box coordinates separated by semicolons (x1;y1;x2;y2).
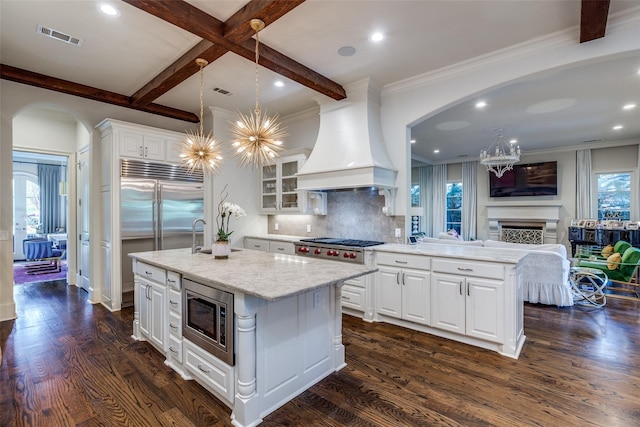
254;28;260;117
199;61;205;135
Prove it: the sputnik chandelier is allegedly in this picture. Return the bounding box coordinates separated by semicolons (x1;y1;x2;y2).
180;58;223;175
479;132;521;178
230;18;286;168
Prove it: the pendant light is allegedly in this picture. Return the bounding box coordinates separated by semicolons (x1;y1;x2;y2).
230;19;287;168
180;58;223;175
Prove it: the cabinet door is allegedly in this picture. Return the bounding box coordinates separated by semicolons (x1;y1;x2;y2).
279;158;300;211
431;273;465;334
402;269;431;325
260;162;278;212
120;132;144;158
149;281;166;351
143;136;165;160
165;137;184;164
466;278;504;343
138;282;151;338
377;266;402;318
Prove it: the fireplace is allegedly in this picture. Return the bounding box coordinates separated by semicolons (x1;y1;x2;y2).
486;205;561;244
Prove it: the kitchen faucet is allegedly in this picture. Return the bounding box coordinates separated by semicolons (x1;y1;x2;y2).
192;218;206;254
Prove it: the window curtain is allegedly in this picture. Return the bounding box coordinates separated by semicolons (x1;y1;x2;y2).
576;149;592;219
38;164;61;234
432;164;447;236
418;165;433;235
461;161;477;240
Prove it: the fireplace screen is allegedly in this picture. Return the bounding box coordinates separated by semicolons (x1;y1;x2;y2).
501;227;544;244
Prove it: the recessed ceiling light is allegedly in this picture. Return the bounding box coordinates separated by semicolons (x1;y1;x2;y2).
410;139;416;143
274;81;284;87
613;125;624;130
370;32;384;42
433;149;440;154
622;103;636;110
99;4;120;16
509;139;518;144
337;46;356;57
475;101;487;109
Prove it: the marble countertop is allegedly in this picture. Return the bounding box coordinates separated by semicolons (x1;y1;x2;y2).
374;243;529;264
129;248;377;301
244;234;307;243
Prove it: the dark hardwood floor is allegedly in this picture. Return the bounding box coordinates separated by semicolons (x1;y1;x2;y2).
1;281;639;426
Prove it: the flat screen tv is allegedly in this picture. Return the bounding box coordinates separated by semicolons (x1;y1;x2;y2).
489;161;557;197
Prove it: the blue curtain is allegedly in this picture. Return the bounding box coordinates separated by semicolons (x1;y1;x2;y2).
38;164;61;234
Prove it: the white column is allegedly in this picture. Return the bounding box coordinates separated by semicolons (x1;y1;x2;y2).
333;283;346;370
231;294;261;427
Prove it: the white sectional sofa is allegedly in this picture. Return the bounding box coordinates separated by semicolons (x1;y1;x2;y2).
416;237;573;306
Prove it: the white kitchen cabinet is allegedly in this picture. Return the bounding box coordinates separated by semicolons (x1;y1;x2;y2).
184;340;235;405
119;132;165;160
260;150;310;213
268;241;295;255
137;275;167;352
244;238;269;252
431;273;504;343
431;258;505;343
376;252;431;326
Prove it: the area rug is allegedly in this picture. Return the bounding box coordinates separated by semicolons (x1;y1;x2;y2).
13;260;67;285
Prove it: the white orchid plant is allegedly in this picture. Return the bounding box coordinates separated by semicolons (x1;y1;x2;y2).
215;185;246;242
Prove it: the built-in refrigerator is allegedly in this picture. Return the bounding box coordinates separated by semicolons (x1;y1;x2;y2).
120;160;205;305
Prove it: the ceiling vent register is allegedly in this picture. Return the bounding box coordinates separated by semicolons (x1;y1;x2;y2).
37;25;82;46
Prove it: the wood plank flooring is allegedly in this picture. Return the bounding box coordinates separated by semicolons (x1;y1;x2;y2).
1;280;639;426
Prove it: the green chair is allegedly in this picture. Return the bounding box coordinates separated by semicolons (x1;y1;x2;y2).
578;247;640;300
576;240;631;260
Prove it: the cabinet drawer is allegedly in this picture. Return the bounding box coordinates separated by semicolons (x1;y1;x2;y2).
245;238;269;252
136;261;166;283
341;284;365;310
432;259;504;280
376;252;430;271
167;288;182;315
167;270;181;289
167;335;183;363
345;275;366;289
168;311;182;338
185;340;234;404
269;241;295;255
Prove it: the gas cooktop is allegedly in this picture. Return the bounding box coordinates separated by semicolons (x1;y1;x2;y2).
298;238;385;248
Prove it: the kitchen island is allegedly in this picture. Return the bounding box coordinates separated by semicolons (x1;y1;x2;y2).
129;247;376;427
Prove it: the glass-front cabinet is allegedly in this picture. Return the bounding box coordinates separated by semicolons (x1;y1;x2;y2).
260;152;309;213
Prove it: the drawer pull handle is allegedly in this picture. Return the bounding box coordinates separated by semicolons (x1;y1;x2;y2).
169;323;178;330
169;300;178;305
254;245;261;248
457;267;473;272
277;247;284;251
197;364;210;374
395;260;408;264
145;271;153;276
167;279;176;283
169;346;178;354
342;296;350;300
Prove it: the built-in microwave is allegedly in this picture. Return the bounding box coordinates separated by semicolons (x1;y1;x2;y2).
182;278;234;366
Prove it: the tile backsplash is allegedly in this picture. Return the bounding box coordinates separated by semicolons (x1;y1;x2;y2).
267;188;405;243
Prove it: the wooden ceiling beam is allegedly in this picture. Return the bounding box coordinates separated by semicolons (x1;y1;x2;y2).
0;64;198;123
580;0;610;43
130;0;301;106
124;0;346;101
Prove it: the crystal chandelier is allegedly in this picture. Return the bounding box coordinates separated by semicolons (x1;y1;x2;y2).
180;58;223;175
230;19;286;168
479;133;521;178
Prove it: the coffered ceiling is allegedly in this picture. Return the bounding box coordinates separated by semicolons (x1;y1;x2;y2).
1;1;639;160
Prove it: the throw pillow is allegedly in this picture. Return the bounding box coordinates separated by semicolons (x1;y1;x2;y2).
601;244;614;258
607;252;622;270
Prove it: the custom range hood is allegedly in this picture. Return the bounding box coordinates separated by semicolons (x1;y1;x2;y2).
296;78;397;193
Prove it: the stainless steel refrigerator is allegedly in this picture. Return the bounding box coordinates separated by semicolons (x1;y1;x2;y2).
120;160;205;304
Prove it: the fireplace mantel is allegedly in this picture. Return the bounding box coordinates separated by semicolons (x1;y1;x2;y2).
486;204;561;244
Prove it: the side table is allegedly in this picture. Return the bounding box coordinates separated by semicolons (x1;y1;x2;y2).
569;267;607;308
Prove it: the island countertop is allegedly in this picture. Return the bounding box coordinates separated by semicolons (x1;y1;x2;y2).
129;247;377;301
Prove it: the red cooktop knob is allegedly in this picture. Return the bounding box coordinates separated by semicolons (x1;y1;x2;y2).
349;253;357;259
314;248;321;254
334;251;340;256
298;247;304;252
343;252;349;258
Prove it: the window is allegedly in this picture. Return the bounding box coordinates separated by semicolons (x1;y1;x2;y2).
597;173;631;220
411;184;420;207
446;182;462;235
